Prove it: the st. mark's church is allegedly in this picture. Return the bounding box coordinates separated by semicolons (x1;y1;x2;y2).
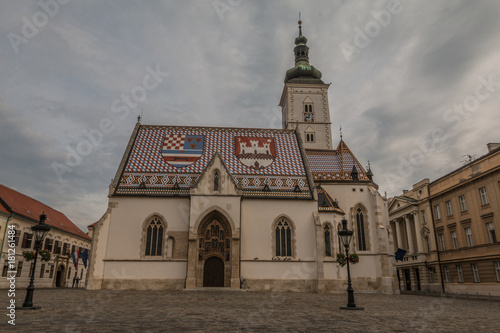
87;22;397;293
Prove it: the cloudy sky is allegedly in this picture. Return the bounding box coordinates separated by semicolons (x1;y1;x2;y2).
1;0;499;232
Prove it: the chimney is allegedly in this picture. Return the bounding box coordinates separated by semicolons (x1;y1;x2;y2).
487;143;500;152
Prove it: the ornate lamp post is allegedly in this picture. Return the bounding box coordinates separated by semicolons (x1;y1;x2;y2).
21;213;51;309
338;218;364;310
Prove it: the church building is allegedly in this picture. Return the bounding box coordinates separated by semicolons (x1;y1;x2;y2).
87;22;396;293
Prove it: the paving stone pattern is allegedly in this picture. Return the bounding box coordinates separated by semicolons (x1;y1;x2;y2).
1;288;499;332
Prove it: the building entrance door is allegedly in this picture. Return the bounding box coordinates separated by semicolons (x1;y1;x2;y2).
203;256;224;287
56;265;64;287
404;269;411;291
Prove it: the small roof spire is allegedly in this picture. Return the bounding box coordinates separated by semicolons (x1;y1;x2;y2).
298;12;302;36
339;125;343;140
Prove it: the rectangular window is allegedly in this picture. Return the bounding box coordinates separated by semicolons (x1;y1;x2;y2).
425;236;431;253
54;240;62;255
451;231;458;250
471;264;480;283
62;243;70;255
71;245;76;254
16;261;23;277
429;269;434;283
21;232;33;249
44;238;53;252
49;264;54;279
479;187;489;205
438;233;446;251
465;227;473;247
486;222;497;243
459;195;467;212
495;262;500;282
29;262;35;277
446;201;453;216
40;263;45;278
444;266;450;283
434;205;441;220
14;230;21;246
456;265;464;283
421;210;427;224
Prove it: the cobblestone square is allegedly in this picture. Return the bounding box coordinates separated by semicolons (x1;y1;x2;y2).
1;289;500;332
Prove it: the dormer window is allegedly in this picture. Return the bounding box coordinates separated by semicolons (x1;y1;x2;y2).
213;170;220;192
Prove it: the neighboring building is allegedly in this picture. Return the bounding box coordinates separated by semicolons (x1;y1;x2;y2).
0;184;91;288
389;179;440;293
390;143;500;296
87;22;396;293
429;143;500;296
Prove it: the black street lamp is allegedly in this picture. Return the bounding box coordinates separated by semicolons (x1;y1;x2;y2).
20;213;51;310
338;217;364;310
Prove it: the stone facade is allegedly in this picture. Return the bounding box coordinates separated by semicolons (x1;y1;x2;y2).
390;144;500;296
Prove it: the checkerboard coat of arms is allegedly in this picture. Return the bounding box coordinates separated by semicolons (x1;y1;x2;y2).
235;137;276;170
162;134;204;167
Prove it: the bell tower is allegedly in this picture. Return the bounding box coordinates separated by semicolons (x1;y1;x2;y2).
279;19;333;150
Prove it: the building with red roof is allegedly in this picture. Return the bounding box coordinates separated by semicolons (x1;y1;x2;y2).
0;184;91;288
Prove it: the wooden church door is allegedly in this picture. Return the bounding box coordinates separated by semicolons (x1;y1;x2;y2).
203;256;224;287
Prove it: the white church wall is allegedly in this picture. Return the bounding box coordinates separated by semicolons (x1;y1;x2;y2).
104;196;189;260
240;198;319;291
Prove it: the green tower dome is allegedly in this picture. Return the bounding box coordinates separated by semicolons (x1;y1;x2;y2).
284;20;323;84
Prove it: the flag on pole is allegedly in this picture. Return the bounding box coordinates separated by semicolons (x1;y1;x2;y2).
80;249;89;269
72;250;80;269
395;248;407;261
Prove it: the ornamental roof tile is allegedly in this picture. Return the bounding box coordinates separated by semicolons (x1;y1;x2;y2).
115;125;312;198
305;140;370;182
0;184;91;241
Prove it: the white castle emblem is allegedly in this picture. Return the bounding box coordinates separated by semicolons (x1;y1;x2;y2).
235;137;275;170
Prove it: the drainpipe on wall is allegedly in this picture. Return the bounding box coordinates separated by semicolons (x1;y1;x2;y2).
429;200;446;295
0;213;14;262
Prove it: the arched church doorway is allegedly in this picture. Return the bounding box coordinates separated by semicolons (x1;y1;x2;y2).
203;256;224;287
56;265;65;287
198;213;231;287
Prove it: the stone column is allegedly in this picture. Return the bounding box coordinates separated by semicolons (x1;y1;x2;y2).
394;219;403;250
230;237;240;289
185;236;198;289
404;215;415;254
413;212;424;254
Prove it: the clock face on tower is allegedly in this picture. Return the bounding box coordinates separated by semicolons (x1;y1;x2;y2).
304;112;314;122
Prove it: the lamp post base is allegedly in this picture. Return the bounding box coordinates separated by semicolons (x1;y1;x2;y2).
15;306;41;310
340;306;364;310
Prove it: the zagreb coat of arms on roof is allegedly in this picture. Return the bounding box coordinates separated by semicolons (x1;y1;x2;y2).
235;137;276;170
162;134;204;167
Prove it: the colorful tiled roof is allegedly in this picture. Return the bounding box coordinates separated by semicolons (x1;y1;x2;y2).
0;184;91;240
317;187;345;214
305;140;370;182
115;125;312;198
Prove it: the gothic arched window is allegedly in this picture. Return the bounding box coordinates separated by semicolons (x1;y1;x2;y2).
275;218;293;257
337;222;344;254
144;216;164;256
324;224;332;257
356;208;367;251
214;170;220;192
